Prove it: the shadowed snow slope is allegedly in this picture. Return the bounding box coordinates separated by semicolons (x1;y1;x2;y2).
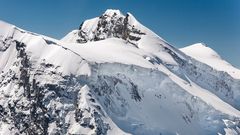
0;9;240;135
180;43;240;79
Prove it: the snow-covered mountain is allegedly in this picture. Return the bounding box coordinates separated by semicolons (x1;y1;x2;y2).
0;9;240;135
180;43;240;79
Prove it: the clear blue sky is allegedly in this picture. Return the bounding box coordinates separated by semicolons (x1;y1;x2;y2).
0;0;239;68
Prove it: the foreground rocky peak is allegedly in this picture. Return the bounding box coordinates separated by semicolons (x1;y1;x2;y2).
62;9;152;46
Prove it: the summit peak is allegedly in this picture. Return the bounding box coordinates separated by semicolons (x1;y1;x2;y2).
191;42;207;48
103;9;123;17
62;9;151;45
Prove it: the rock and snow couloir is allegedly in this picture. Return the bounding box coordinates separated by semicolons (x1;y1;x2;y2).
0;9;240;135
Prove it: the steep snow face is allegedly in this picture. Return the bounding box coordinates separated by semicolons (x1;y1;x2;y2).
180;43;240;79
87;63;240;135
1;9;240;135
0;21;90;76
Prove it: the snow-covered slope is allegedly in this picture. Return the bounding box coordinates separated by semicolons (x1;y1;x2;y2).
0;9;240;135
180;43;240;79
61;9;179;66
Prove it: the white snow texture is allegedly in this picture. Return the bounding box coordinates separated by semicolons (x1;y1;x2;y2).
0;9;240;135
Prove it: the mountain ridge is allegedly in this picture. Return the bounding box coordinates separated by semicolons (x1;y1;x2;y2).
0;9;240;135
180;43;240;79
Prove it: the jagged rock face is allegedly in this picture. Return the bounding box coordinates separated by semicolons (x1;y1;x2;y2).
0;36;13;51
0;40;114;134
76;10;146;46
